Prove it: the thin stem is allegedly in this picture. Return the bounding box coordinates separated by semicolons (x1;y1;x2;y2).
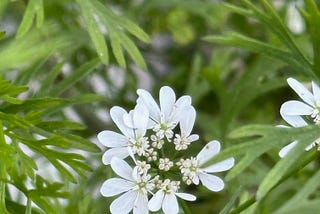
229;197;256;214
180;199;192;214
0;120;9;214
25;198;32;214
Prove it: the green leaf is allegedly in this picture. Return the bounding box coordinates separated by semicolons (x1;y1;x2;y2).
302;0;320;77
37;121;85;131
204;33;314;78
275;199;320;214
58;133;100;153
219;186;243;214
255;126;320;200
275;169;320;213
203;125;320;183
0;76;28;98
78;0;109;63
49;58;101;96
2;98;68;114
77;0;150;69
16;0;44;38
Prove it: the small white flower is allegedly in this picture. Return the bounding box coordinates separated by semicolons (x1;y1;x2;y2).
97;104;149;164
135;160;151;175
279;77;320;157
158;158;174;171
137;86;192;141
280;77;320;125
150;134;165;149
100;157;153;214
173;106;199;150
148;179;196;214
178;140;234;192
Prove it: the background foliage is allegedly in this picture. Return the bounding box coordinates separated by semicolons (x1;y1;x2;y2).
1;0;320;213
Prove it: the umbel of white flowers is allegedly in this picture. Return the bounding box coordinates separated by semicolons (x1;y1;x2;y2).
98;86;235;214
279;77;320;157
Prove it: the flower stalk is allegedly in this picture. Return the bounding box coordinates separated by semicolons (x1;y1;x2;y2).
0;120;9;214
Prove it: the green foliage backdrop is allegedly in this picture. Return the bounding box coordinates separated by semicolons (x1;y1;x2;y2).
1;0;320;213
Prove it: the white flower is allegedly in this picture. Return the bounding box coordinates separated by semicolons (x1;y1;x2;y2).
100;157;153;214
173;106;199;150
148;179;196;214
158;158;173;171
279;77;320;157
137;86;192;140
280;77;320;125
177;140;234;191
97;104;149;164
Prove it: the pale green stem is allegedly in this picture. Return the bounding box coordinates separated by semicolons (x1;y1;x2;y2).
0;120;9;214
25;198;32;214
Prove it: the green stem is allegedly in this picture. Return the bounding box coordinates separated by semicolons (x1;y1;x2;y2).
25;198;32;214
0;121;9;214
180;199;192;214
229;197;256;214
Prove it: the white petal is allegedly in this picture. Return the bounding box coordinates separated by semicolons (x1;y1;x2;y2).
133;192;149;214
312;81;320;106
148;190;164;212
102;147;129;165
278;141;298;158
100;178;133;197
287;77;315;106
137;89;161;121
192;175;200;185
169;95;192;124
305;142;316;151
187;134;199;142
197;140;221;166
110;190;137;214
123;105;149;137
97;130;128;147
280;100;314;115
280;113;307;128
175;192;196;201
203;157;235;173
162;193;178;214
160;86;176;120
110;157;133;181
133;104;149;136
180;106;196;137
123;110;135;129
199;172;224;192
110;106;133;137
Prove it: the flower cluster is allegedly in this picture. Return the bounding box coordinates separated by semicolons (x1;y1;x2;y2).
279;77;320;157
98;86;235;214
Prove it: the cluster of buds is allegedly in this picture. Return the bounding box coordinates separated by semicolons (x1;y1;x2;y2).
98;86;234;214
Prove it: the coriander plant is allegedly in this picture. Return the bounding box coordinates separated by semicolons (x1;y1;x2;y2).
1;0;320;214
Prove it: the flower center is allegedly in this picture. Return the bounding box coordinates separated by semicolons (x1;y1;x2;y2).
129;137;149;156
311;108;320;124
177;157;199;185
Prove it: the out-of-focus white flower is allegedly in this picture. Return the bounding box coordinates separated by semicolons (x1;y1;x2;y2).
286;0;305;34
100;157;154;214
97;104;149;164
137;86;192;141
173;106;199;150
148;179;196;214
279;77;320;157
177;140;234;191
